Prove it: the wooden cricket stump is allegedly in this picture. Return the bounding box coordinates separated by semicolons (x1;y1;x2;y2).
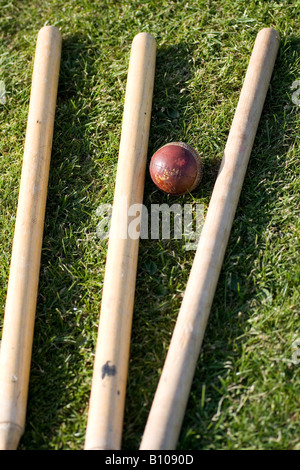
84;32;156;450
140;27;280;451
0;26;62;450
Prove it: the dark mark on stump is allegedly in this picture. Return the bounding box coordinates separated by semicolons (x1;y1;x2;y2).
101;360;117;379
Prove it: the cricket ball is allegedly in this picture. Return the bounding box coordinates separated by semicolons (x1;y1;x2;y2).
149;142;203;195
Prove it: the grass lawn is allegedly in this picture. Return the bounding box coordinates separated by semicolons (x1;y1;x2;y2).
0;0;299;450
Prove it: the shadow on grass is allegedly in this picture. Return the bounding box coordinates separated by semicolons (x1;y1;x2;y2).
123;36;300;450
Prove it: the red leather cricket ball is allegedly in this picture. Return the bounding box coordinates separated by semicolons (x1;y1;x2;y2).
149;142;203;195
